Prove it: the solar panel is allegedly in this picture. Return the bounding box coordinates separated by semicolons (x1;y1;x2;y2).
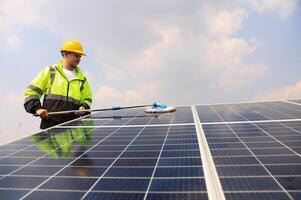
0;100;300;199
198;100;301;200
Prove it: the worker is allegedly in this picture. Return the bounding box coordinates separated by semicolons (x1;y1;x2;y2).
24;40;92;129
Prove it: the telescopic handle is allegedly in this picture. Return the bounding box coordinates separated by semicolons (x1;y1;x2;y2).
33;104;151;117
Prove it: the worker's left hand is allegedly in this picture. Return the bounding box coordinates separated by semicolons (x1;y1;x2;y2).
75;106;86;116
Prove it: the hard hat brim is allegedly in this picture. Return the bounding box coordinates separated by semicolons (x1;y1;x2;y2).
60;50;87;56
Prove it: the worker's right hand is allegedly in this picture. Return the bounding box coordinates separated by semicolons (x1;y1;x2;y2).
36;109;48;119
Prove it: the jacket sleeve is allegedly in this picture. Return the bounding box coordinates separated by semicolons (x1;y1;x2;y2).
24;67;51;114
80;78;93;109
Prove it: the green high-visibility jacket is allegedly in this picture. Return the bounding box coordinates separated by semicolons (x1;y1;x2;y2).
24;60;93;129
30;122;94;158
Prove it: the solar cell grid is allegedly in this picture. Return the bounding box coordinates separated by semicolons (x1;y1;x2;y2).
196;105;223;122
241;102;300;120
225;104;270;121
211;105;246;122
1;100;301;199
197;101;301;123
201;106;301;200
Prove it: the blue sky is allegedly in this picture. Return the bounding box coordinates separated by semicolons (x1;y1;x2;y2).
0;0;300;144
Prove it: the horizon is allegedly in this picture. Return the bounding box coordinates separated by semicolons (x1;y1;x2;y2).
0;0;300;145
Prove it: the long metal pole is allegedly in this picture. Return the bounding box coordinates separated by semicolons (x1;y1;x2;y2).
34;104;151;116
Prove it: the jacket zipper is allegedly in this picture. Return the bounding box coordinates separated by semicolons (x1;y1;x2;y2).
55;67;71;102
58;70;80;101
66;79;80;101
66;81;70;101
56;66;83;102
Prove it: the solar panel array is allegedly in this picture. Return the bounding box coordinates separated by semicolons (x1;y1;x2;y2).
0;100;300;199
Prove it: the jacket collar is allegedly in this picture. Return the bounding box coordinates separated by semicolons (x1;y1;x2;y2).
55;60;86;81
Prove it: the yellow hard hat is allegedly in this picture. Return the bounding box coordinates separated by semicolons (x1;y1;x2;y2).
60;40;87;56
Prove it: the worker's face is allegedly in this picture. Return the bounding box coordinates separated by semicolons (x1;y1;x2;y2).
65;53;82;68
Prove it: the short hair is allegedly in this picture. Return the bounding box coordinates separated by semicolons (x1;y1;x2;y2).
61;51;69;57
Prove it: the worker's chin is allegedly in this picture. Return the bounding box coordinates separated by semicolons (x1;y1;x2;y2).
71;63;79;68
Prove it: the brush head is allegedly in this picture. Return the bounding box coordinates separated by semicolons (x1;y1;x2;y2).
144;103;176;114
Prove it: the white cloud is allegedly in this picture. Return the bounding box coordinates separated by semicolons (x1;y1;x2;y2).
252;80;301;101
0;0;39;25
6;35;22;48
203;38;268;90
247;0;297;19
2;90;24;104
0;0;40;49
94;86;143;106
207;8;246;37
95;86;122;102
115;14;268;97
124;24;182;74
104;68;128;82
0;0;295;105
0;16;8;29
83;4;269;105
83;70;95;82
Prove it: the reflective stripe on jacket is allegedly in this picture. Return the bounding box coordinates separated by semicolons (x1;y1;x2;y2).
24;60;93;129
